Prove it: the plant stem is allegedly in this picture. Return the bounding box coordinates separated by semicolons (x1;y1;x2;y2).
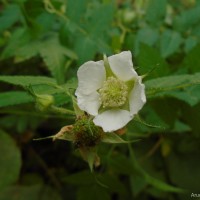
50;105;75;115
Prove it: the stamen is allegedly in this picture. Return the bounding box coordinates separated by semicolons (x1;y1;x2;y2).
99;76;128;108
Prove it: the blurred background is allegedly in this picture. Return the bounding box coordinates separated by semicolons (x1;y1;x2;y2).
0;0;200;199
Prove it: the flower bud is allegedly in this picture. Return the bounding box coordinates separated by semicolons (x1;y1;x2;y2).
35;94;54;111
122;10;136;24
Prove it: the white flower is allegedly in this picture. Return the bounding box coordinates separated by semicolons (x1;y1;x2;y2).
75;51;146;132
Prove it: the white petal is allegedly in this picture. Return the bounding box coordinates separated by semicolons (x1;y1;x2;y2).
76;91;101;116
76;61;106;95
129;77;146;116
93;109;132;132
108;51;138;81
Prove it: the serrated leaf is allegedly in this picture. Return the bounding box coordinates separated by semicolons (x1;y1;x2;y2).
74;36;96;65
160;30;182;58
0;76;56;87
67;2;113;64
14;40;41;63
0;28;30;60
137;43;169;78
146;76;200;106
85;3;114;37
156;85;200;106
67;0;88;23
0;130;21;190
134;27;159;55
39;36;77;84
145;73;200;96
0;91;33;108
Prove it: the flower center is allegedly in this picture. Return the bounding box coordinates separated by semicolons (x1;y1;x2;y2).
99;76;128;108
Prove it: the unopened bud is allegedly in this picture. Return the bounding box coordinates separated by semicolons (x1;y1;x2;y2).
122;10;136;24
35;94;54;111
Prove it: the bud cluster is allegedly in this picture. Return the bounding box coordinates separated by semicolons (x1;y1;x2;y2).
72;116;103;148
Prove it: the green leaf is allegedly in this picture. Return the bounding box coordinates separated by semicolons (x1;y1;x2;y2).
14;40;41;63
156;85;200;106
66;0;88;23
183;44;200;73
137;43;169;78
145;0;167;26
98;174;128;195
182;103;200;135
0;4;21;33
0;76;56;87
184;37;198;53
0;185;62;200
145;73;200;97
108;153;134;175
39;36;77;84
77;185;110;200
79;148;100;172
146;74;200;106
62;171;94;185
167;151;200;192
0;28;30;60
128;144;184;194
102;132;134;144
134;27;159;55
85;3;114;37
130;174;147;196
74;36;97;65
174;4;200;32
160;30;182;58
67;2;113;64
87;150;98;172
0;91;33;108
145;174;185;193
0;130;21;190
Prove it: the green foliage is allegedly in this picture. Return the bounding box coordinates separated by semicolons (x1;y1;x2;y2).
0;76;56;86
145;0;167;26
160;30;182;58
0;4;22;32
0;185;62;200
145;73;200;106
0;91;33;108
1;0;200;200
0;130;21;190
